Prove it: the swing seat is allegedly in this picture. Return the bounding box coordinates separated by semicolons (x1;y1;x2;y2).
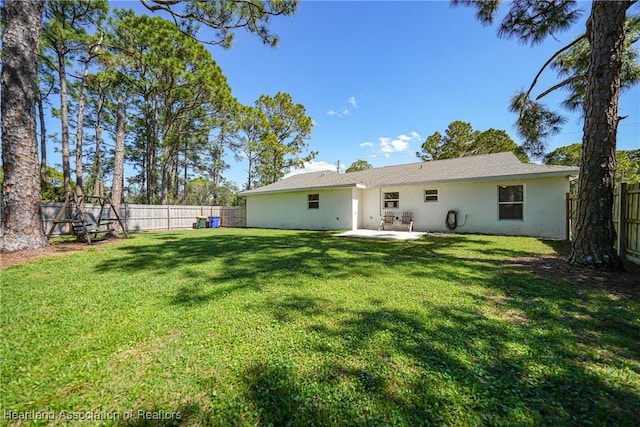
73;212;114;242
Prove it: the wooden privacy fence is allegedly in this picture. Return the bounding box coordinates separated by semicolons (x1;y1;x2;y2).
567;183;640;264
0;203;246;236
615;183;640;262
218;206;246;228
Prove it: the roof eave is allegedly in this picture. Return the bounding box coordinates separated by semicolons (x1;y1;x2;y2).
365;170;580;188
241;182;366;196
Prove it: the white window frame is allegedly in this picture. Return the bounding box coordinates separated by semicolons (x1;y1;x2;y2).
383;192;400;209
424;189;439;202
498;185;525;220
308;193;319;209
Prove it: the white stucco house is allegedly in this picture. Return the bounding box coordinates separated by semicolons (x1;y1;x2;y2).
240;152;580;239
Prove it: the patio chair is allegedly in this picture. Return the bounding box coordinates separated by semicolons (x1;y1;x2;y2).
378;211;395;230
401;211;413;232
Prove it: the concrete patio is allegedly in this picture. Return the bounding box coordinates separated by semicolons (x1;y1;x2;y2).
334;229;427;241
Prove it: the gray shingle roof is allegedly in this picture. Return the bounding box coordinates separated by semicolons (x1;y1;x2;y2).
241;169;363;195
241;152;579;196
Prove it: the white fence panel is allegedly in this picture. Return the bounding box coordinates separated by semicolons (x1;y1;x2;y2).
1;203;244;236
125;204;169;232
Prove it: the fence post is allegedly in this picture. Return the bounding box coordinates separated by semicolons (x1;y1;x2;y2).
167;205;171;230
123;204;127;233
618;183;627;259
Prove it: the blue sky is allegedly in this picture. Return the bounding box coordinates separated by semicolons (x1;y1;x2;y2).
210;0;639;185
54;1;640;189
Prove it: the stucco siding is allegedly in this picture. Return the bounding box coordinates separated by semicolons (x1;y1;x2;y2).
360;177;570;239
246;188;355;230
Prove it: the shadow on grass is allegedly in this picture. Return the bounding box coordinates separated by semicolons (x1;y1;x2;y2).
94;230;551;307
89;230;638;425
538;238;571;255
240;287;639;425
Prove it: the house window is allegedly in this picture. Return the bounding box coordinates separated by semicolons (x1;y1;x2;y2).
384;192;399;208
308;194;319;209
498;185;524;220
424;189;438;202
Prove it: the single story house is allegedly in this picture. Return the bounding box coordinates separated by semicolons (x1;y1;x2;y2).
240;152;580;239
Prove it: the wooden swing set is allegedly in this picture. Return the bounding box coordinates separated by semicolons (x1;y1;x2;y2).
46;192;128;244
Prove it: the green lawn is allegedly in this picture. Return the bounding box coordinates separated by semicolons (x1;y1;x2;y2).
1;229;638;426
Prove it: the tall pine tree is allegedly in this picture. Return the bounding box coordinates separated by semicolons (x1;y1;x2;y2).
455;0;637;270
1;0;48;252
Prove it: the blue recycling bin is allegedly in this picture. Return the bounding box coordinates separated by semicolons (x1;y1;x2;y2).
208;216;220;228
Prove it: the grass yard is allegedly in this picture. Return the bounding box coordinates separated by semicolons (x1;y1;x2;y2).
1;229;639;426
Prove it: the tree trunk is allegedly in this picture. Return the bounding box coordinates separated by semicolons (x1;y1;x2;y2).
110;95;126;236
182;140;188;201
58;53;71;194
569;1;630;270
75;63;90;209
144;96;158;204
169;140;179;203
37;86;47;188
144;101;153;204
161;165;169;205
172;157;179;202
247;155;253;191
92;90;105;197
1;0;48;252
212;133;224;204
160;146;176;205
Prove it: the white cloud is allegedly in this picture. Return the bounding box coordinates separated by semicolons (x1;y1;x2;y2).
327;95;358;117
396;132;421;142
390;138;409;151
379;137;394;153
360;142;374;148
375;132;421;154
284;160;337;177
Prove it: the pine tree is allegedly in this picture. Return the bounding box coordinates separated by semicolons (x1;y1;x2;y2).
455;0;637;270
1;0;48;252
